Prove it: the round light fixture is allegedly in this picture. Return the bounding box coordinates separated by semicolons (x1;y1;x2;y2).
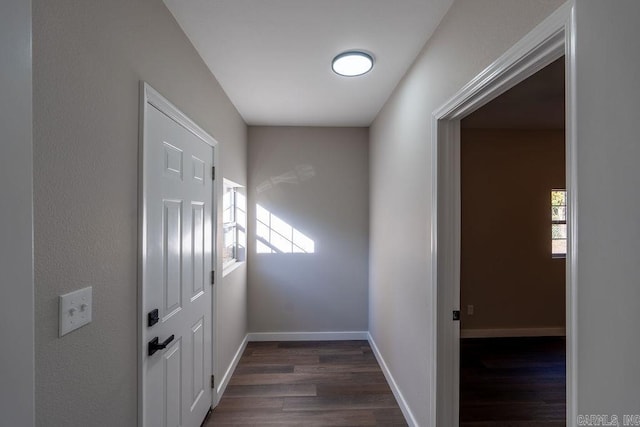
331;51;374;77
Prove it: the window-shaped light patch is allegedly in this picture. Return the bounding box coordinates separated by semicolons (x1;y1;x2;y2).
256;205;315;254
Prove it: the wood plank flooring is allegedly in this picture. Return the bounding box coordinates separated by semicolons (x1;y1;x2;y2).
204;341;407;426
460;337;566;427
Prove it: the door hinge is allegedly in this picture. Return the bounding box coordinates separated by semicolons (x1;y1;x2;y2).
210;375;215;389
211;270;215;285
453;310;460;321
212;166;215;181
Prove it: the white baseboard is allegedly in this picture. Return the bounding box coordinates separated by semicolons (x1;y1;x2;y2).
215;334;248;404
460;327;566;338
247;331;369;342
367;333;417;427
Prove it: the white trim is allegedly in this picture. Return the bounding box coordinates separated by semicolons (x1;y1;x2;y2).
222;178;246;272
430;3;576;426
222;259;244;277
247;331;369;342
214;334;248;405
431;117;462;427
138;82;219;426
565;5;579;424
222;177;244;189
460;328;566;339
144;84;216;148
432;3;569;120
367;333;418;427
0;0;34;425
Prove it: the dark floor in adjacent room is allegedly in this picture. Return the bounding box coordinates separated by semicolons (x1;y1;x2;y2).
205;340;407;426
460;337;566;427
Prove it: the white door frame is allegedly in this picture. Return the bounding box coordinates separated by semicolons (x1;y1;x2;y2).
138;82;219;426
0;0;34;425
430;3;577;425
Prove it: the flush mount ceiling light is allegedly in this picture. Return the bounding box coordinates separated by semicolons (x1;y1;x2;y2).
331;51;374;77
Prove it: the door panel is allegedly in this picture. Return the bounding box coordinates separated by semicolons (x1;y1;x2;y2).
191;203;205;299
165;341;182;427
164;142;183;178
191;318;205;409
192;156;205;184
142;95;213;427
164;200;183;318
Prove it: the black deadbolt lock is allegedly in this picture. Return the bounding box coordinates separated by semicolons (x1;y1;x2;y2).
148;309;159;327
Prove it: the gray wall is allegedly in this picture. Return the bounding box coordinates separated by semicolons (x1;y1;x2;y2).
216;81;248;391
368;1;564;424
574;0;640;415
217;255;247;394
0;0;34;426
248;127;369;333
32;0;247;425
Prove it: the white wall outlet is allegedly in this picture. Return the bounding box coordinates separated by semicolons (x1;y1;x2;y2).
467;304;474;315
59;286;92;337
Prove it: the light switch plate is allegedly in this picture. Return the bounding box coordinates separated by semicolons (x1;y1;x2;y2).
59;286;92;337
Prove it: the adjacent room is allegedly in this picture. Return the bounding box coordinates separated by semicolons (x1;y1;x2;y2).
459;58;567;425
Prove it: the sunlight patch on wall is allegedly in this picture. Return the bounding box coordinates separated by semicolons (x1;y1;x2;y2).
256;204;315;254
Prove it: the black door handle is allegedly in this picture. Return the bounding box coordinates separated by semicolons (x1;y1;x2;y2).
148;334;175;356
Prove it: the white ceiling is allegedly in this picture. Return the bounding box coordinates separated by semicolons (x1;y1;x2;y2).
163;0;454;127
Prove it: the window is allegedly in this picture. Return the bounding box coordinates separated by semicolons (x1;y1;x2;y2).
222;179;246;271
551;189;567;257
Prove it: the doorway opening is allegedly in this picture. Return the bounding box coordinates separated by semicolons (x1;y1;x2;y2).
431;4;576;426
458;57;566;425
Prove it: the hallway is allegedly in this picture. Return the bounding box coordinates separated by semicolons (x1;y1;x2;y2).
206;341;407;426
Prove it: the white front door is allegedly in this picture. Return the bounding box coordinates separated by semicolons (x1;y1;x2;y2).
141;85;215;427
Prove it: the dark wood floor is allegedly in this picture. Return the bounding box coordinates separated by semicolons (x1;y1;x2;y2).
460;337;566;426
204;340;407;426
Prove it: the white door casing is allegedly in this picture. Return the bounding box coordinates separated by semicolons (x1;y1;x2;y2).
430;3;576;426
0;0;34;425
139;83;217;427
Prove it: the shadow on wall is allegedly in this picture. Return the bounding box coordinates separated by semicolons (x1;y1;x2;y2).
256;204;315;254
